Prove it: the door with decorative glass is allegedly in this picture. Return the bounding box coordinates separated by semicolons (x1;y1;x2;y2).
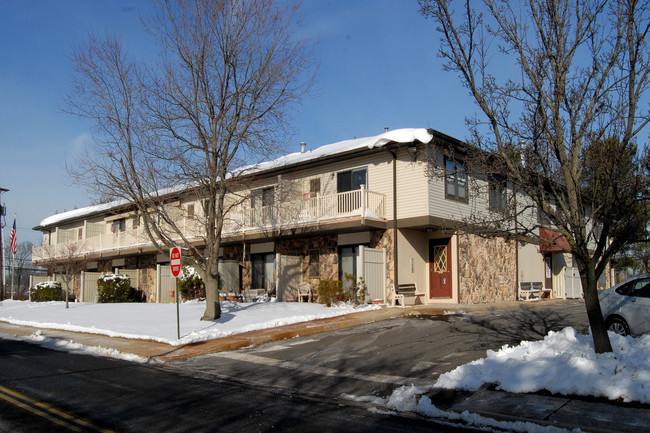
429;238;452;298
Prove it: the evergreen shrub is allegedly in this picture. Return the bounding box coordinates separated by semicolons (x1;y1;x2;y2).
178;267;205;301
97;274;140;303
31;281;63;302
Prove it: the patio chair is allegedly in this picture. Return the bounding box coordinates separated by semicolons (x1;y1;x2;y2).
297;282;311;302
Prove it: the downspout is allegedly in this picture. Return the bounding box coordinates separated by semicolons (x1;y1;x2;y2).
514;184;520;300
389;149;399;287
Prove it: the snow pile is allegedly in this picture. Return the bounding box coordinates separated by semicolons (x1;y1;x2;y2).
0;299;379;346
97;273;130;282
380;328;650;432
434;327;650;403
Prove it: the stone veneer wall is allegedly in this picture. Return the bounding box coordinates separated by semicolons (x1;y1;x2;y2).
275;235;338;293
97;259;112;273
136;254;157;302
458;233;517;303
233;230;393;295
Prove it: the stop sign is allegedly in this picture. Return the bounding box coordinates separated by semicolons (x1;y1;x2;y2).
170;246;182;278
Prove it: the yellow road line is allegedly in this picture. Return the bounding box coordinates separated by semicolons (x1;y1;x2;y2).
0;385;115;432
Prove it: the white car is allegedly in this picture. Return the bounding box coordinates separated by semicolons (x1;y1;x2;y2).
598;274;650;336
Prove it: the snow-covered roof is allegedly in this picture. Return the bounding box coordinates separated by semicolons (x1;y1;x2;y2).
36;128;433;229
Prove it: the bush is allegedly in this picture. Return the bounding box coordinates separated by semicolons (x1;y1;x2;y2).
31;281;63;302
178;266;205;301
97;274;141;303
318;279;344;307
318;274;368;307
345;274;368;306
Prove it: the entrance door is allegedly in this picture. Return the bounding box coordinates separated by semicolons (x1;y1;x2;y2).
544;254;553;292
429;239;452;298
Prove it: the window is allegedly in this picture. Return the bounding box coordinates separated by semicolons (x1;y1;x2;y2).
132;215;139;229
186;204;194;220
111;218;125;233
339;246;357;285
78;228;83;240
489;176;507;211
445;158;467;200
309;178;320;198
337;168;368;193
252;253;275;291
309;249;320;277
617;277;650;298
252;187;274;208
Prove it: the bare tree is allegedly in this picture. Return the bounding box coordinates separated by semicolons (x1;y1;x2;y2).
35;242;92;308
3;241;34;298
420;0;650;353
65;0;315;320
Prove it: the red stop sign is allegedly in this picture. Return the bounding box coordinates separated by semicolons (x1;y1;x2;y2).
170;246;182;278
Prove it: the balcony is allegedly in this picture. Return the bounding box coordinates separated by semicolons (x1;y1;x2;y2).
223;187;386;235
33;188;386;263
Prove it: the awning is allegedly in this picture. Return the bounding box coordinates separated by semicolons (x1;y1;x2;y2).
539;227;571;253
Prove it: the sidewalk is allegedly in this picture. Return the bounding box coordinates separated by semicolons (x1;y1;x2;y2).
1;299;646;433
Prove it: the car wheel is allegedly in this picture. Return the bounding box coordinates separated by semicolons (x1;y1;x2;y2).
606;317;630;336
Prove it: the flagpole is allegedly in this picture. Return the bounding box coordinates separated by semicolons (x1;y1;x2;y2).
9;214;17;300
11;251;14;300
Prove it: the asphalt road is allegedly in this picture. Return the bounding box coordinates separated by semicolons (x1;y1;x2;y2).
0;301;589;432
171;302;590;400
0;339;475;432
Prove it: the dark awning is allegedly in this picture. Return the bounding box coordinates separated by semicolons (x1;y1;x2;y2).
540;227;571;253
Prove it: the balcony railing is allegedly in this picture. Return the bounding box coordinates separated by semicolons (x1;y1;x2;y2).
33;188;386;262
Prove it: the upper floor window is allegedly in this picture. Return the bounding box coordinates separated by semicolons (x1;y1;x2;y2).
111;218;126;233
445;158;467;201
489;176;507;211
337;167;367;193
252;187;274;208
309;178;320;198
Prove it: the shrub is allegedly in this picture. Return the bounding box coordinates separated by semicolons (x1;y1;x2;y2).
347;274;368;306
318;274;368;307
178;266;205;301
318;279;344;307
97;274;140;303
31;281;63;302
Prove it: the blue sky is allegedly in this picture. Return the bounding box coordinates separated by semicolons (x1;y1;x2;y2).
0;0;475;245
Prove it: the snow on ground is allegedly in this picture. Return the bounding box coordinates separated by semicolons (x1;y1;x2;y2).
2;299;649;432
382;326;650;432
0;299;379;346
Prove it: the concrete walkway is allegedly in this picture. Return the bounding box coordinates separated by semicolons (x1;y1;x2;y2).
1;299;648;433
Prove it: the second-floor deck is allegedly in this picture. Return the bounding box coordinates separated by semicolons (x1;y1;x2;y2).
33;188;386;263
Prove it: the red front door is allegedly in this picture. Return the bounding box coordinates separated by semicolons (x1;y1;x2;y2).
429;239;452;298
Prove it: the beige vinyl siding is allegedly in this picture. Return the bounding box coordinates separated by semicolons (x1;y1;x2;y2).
228;151;396;218
518;242;545;283
394;149;429;220
397;229;428;290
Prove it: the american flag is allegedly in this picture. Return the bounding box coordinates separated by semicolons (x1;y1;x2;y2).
9;218;17;256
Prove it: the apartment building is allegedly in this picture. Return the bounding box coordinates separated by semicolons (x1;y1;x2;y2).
33;128;590;304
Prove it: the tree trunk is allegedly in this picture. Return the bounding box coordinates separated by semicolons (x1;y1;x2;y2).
582;274;613;353
201;271;221;321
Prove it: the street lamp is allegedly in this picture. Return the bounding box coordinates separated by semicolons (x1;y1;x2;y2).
0;187;8;301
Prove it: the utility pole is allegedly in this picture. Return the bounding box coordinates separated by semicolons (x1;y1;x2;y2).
0;187;8;301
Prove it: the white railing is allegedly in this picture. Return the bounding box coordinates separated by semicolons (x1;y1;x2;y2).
33;188;386;261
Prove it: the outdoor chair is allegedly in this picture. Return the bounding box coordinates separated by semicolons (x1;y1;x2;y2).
297;282;311;302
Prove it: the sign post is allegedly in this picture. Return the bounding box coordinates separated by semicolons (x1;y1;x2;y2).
170;246;182;340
